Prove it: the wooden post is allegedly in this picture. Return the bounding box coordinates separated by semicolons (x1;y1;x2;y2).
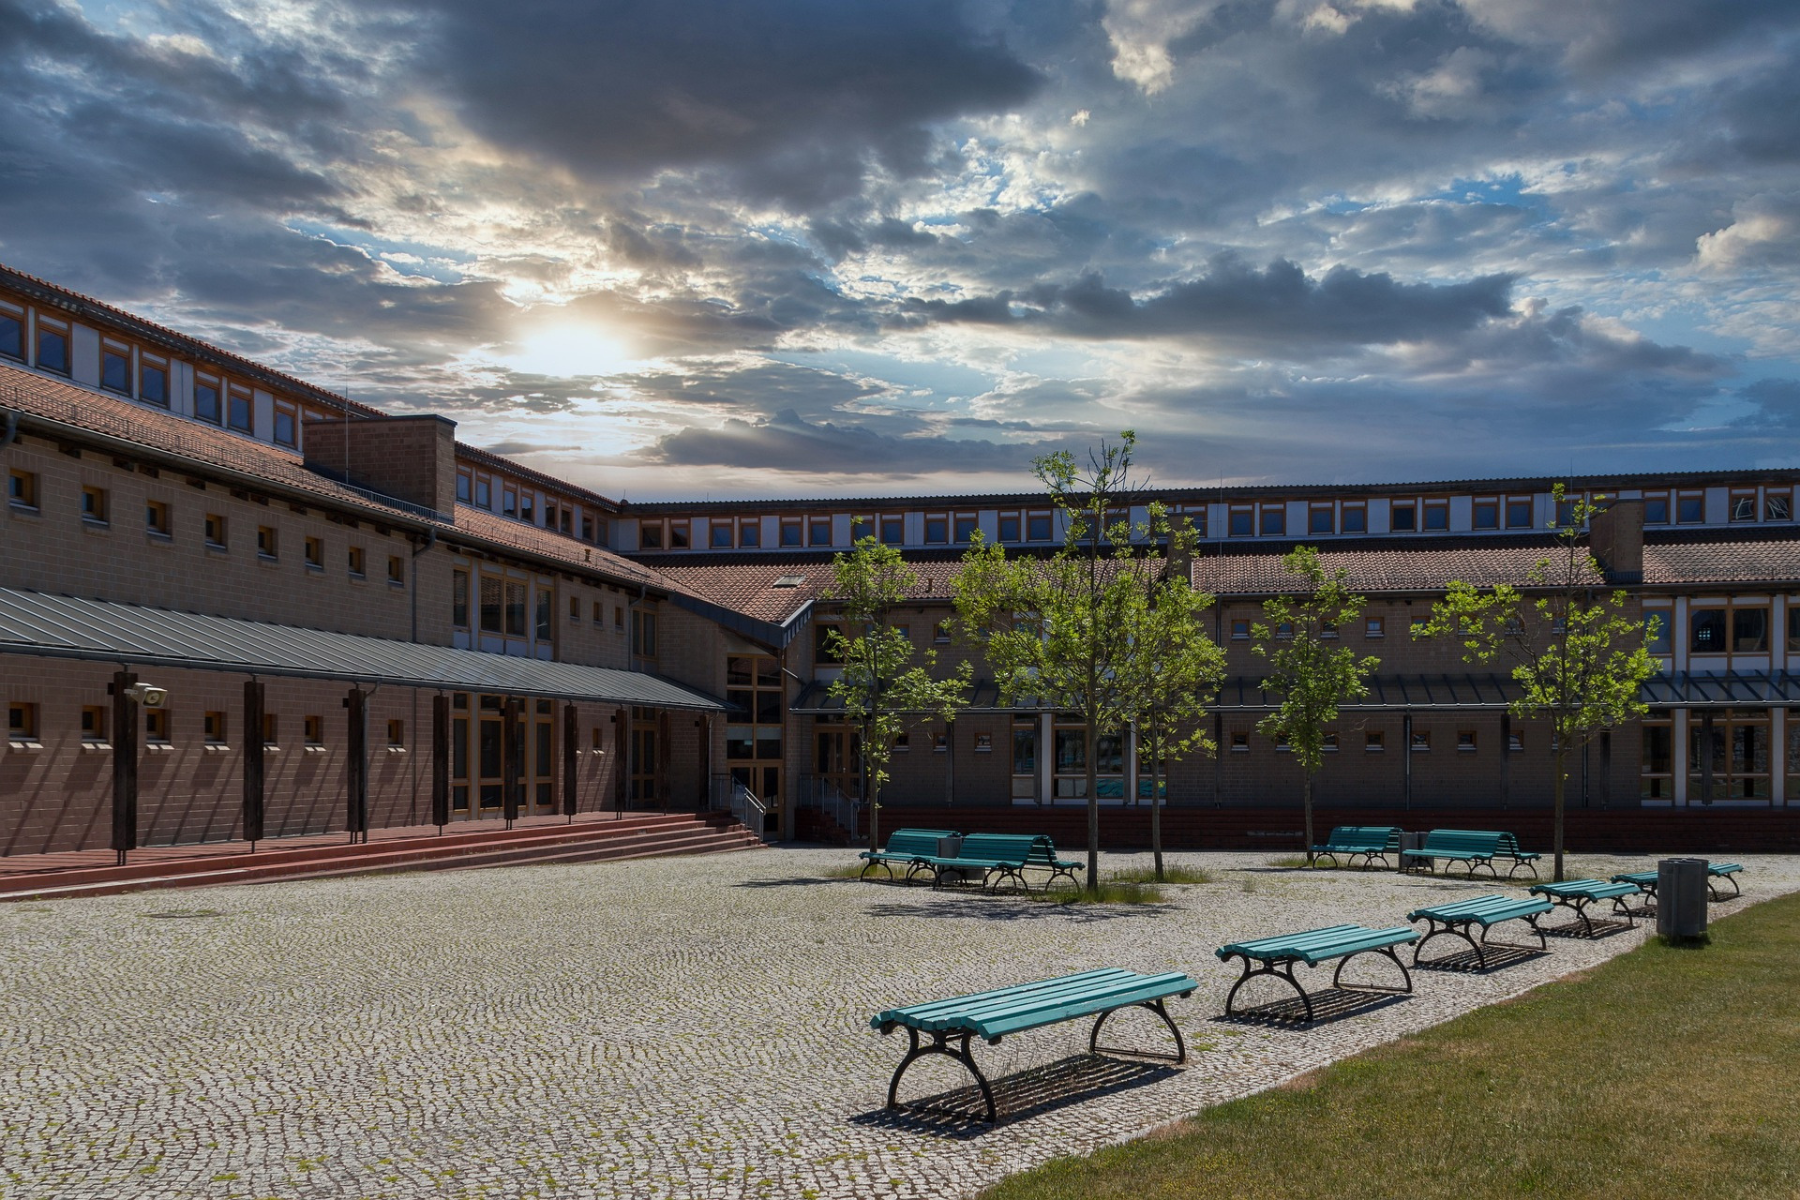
503;697;524;827
1499;712;1511;810
562;702;578;820
1700;711;1715;806
1600;730;1612;810
242;679;265;847
1402;713;1413;811
345;687;368;842
110;671;139;866
431;693;450;829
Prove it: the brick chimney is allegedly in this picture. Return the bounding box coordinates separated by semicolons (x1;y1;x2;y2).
303;414;458;519
1589;497;1644;584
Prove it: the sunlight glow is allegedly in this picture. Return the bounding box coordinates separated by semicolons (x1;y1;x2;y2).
502;324;635;379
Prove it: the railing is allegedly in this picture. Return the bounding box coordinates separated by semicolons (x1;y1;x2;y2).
795;774;864;838
710;774;771;839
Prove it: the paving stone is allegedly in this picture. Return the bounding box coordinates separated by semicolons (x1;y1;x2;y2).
1;849;1793;1199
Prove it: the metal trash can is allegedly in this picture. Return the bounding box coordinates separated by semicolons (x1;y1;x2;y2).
1657;857;1709;940
1398;831;1427;873
936;835;963;859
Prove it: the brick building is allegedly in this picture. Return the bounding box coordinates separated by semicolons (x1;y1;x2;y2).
4;262;1798;856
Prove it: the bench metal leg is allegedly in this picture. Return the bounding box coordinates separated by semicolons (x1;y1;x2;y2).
858;860;893;881
1708;874;1741;901
1041;866;1078;892
1506;859;1539;880
1462;857;1499;880
886;1028;997;1122
1224;954;1315;1024
1413;917;1487;970
1089;998;1188;1064
1332;945;1413;996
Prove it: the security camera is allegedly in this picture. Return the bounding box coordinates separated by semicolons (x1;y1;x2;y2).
123;683;169;707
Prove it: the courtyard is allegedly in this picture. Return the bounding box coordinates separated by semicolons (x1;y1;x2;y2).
3;848;1795;1200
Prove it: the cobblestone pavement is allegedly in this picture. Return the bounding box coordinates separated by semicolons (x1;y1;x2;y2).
3;848;1795;1200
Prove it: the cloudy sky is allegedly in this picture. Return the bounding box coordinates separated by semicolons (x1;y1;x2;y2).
3;0;1797;499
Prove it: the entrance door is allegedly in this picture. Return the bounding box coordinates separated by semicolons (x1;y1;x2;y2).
532;700;556;812
631;725;658;806
815;726;860;800
478;696;505;813
451;695;473;820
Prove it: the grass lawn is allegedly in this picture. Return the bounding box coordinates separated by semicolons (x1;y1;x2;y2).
982;891;1800;1200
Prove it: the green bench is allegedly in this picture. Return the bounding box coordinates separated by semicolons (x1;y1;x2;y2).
913;832;1078;892
858;828;959;882
1407;894;1554;970
1310;826;1403;870
1401;829;1541;879
1529;878;1641;936
1612;863;1743;902
1216;924;1419;1024
871;967;1198;1121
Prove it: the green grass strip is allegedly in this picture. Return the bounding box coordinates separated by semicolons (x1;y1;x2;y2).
982;890;1800;1200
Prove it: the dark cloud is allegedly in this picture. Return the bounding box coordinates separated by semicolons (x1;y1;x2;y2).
892;257;1516;350
651;409;1012;475
1735;379;1800;431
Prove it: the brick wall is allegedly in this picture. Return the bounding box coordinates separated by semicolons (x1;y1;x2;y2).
303;414;457;517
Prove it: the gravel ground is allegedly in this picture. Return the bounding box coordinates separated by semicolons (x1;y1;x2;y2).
2;847;1795;1200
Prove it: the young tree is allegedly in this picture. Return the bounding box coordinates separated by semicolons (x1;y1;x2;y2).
826;537;970;853
955;431;1178;893
1116;502;1226;881
1413;484;1656;881
1252;546;1380;865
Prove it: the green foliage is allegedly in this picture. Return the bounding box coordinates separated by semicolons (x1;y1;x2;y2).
1412;483;1657;879
825;538;970;849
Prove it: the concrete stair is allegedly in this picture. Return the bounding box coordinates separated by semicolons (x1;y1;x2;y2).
0;813;766;902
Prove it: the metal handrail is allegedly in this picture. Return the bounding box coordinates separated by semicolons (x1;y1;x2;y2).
795;774;863;837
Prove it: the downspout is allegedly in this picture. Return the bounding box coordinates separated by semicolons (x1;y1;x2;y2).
0;410;18;452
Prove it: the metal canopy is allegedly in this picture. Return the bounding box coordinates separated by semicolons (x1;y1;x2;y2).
0;588;727;711
1640;670;1800;709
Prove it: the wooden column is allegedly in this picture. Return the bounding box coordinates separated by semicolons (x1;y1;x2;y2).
1498;712;1511;810
431;694;450;828
1402;714;1413;811
242;679;265;846
1600;731;1612;810
562;702;579;819
1700;711;1715;806
345;687;369;842
503;697;524;826
110;671;139;866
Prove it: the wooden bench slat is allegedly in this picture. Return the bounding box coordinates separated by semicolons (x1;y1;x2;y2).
1218;924;1417;965
1531;879;1639;901
1408;895;1553;923
874;969;1198;1040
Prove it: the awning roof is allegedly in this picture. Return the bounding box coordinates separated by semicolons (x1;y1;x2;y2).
0;588;727;711
1640;670;1800;708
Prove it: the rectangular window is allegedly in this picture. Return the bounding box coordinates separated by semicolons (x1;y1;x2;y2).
204;711;227;744
1026;512;1053;542
1423;498;1449;531
273;402;298;448
452;569;470;627
924;514;948;544
954;513;979;544
1260;504;1285;536
1391;501;1416;531
387;719;405;748
1767;490;1792;522
739;519;761;548
304;536;323;569
1642;491;1670;525
1505;497;1533;529
456;471;472;503
227;384;253;433
1229;731;1249;752
780;518;803;547
145;707;170;743
503;487;518;518
1340;503;1366;533
101;343;131;395
1230;618;1249;640
304;714;324;746
195;374;222;425
35;318;69;375
569;594;580;622
263;713;278;748
592;599;604;624
669;519;690;549
0;307;21;360
479;576;502;633
1228;506;1253;536
388;555;405;586
1177;506;1207;538
474;477;491;509
814;621;843;665
1457;730;1477;752
504;581;527;637
140;355;169;407
631;608;658;658
1640;712;1672;800
1677;492;1705;524
809;516;833;547
1645;610;1671;656
535;587;552;640
8;702;38;741
1790;606;1800;653
257;525;278;559
1410;729;1430;751
1308;504;1334;535
1473;497;1499;530
850;514;874;542
582;515;596;542
205;513;227;549
520;492;536;524
81;705;108;744
1733;607;1769;653
559;508;572;535
1729;490;1758;522
615;605;624;630
998;511;1021;543
80;485;108;525
638;520;663;550
934;621;951;644
1691;607;1726;653
1365;617;1384;639
710;521;735;548
348;546;366;578
7;469;37;510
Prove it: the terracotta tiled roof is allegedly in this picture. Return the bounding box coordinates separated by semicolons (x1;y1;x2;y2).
451;505;679;594
1190;537;1604;595
1643;529;1800;586
454;441;618;512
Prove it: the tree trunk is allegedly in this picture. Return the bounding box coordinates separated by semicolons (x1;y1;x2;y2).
863;720;878;853
1303;771;1315;866
1553;746;1566;882
1085;714;1100;894
1150;729;1164;883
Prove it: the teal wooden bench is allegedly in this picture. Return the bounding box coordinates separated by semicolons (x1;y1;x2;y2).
1216;924;1419;1023
913;832;1054;892
1022;836;1082;891
1310;826;1403;870
858;828;958;882
1401;829;1540;879
1529;879;1641;936
871;967;1198;1121
1612;862;1744;904
1407;894;1554;970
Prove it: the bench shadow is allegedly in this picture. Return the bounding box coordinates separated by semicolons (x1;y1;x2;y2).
1212;987;1410;1027
862;898;1173;923
1412;944;1545;974
1543;918;1635;940
850;1054;1180;1137
730;877;857;888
